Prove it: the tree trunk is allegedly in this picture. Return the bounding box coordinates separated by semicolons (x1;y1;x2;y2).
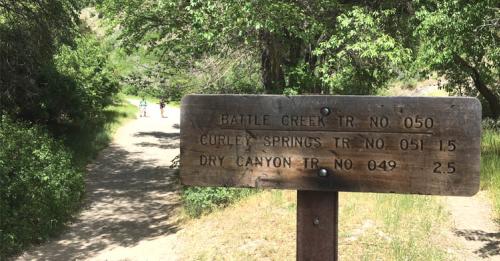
285;36;303;91
304;44;320;93
261;32;285;94
471;71;499;119
455;55;499;119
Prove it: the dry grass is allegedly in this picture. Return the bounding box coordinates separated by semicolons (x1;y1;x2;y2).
177;190;296;260
176;190;456;260
339;193;454;260
481;128;500;221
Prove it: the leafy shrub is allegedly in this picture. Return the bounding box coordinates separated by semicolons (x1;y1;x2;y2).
316;7;411;95
50;35;119;124
121;84;140;96
1;32;118;128
284;62;323;94
182;187;256;218
482;118;500;132
0;116;84;258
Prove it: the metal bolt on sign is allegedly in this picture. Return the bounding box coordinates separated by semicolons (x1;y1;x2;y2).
318;168;329;177
320;107;331;116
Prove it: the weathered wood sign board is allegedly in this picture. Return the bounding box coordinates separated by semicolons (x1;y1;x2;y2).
180;95;481;196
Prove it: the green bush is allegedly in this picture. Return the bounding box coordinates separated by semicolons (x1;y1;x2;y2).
1;32;118;128
0;116;84;258
121;84;140;96
182;187;256;218
49;35;119;124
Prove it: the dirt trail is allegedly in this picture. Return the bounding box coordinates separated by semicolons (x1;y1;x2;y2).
447;192;499;260
17;100;182;261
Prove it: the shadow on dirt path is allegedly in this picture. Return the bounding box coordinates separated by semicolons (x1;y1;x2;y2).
447;192;500;260
454;229;500;258
17;103;182;261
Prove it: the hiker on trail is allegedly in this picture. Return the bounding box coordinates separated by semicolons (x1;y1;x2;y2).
139;98;147;117
160;98;166;118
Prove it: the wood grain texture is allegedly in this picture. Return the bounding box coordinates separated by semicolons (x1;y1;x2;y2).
297;191;338;261
180;95;481;195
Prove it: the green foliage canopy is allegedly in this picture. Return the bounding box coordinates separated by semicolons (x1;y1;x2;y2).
99;0;413;95
316;7;411;94
51;36;119;124
0;0;79;121
101;0;498;117
415;0;500;118
1;1;119;125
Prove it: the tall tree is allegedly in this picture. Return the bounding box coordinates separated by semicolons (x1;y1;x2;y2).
99;0;412;94
415;0;499;118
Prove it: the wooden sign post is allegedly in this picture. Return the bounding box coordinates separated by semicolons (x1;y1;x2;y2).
180;95;481;260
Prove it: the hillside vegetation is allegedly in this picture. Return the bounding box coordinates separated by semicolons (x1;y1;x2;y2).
0;1;133;257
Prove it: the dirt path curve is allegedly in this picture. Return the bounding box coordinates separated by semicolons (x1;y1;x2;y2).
447;192;500;260
17;100;182;261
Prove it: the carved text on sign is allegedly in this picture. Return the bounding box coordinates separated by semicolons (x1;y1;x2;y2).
180;95;481;196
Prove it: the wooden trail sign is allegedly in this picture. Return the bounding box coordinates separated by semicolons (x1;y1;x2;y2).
180;95;481;196
180;95;481;261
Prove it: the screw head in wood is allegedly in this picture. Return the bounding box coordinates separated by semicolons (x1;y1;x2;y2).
318;168;328;177
313;217;320;225
320;107;331;116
